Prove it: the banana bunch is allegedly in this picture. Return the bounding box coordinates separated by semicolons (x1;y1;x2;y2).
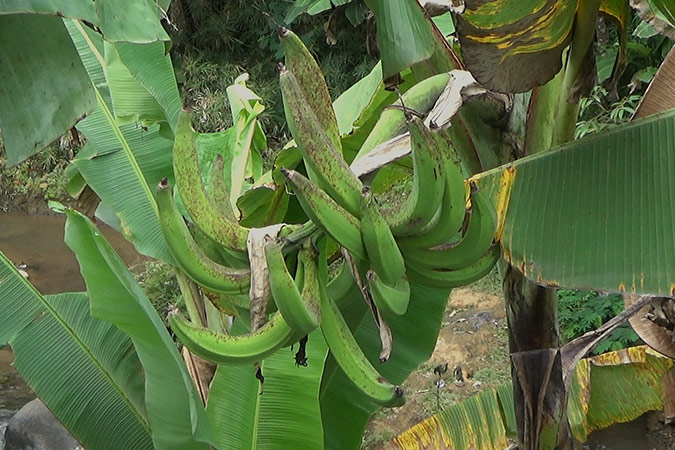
158;27;500;409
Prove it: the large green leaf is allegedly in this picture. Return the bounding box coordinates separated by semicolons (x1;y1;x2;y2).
115;41;182;130
320;283;451;449
455;0;577;93
104;41;166;125
0;0;97;21
63;210;213;449
206;325;328;450
363;0;437;83
0;253;152;449
95;0;170;43
67;19;174;262
389;346;673;448
473;108;675;296
0;14;95;166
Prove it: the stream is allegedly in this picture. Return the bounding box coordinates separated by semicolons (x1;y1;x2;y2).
0;211;143;448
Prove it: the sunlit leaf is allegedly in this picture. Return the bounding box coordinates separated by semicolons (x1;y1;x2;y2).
473;108;675;296
0;252;152;450
64;210;213;449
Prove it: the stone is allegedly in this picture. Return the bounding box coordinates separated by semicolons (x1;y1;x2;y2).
4;399;82;450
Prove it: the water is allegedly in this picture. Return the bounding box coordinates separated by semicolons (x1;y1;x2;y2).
0;211;143;294
0;211;145;446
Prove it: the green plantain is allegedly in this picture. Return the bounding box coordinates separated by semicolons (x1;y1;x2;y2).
169;309;293;365
156;178;250;295
266;237;321;336
280;67;363;216
281;168;366;260
402;189;497;271
172;110;249;253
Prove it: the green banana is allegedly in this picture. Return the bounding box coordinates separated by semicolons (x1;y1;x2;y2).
360;187;406;286
279;27;341;156
207;153;237;222
280;67;363;217
169;309;293;365
384;117;446;236
266;237;321;335
281;168;367;260
402;189;497;270
172;110;249;253
156;178;250;295
367;270;410;317
317;241;405;407
354;72;451;161
405;245;501;289
397;140;467;249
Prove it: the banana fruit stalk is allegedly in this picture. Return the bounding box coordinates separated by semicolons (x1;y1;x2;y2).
280;67;363;217
156;179;251;295
169;308;293;365
266;237;321;336
384;117;446;237
172;110;250;253
354;72;452;161
281;168;367;260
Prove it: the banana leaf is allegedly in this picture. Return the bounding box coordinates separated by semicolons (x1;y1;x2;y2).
67;19;174;262
206;323;328;450
388;346;673;449
0;252;152;449
0;14;95;166
104;41;167;126
320;283;451;449
0;0;97;22
363;0;437;83
473;108;675;296
0;0;169;43
94;0;169;44
455;0;577;93
115;41;182;130
63;209;213;449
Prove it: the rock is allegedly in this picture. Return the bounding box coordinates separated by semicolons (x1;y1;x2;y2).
4;399;82;450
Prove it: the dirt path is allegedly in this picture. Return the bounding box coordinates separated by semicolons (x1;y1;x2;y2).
363;283;510;448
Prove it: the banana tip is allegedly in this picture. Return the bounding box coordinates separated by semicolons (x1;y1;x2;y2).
159;178;170;189
277;26;289;37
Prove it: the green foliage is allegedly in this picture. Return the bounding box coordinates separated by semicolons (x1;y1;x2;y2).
575;11;673;139
557;289;640;355
134;260;181;316
0;140;72;208
169;0;376;149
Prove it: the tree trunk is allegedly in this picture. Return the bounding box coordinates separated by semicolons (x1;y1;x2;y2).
502;264;574;449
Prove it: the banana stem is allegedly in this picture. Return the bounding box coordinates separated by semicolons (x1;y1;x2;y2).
280;221;320;254
552;0;601;146
176;269;208;327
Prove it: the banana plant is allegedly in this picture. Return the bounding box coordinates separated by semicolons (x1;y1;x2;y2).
1;1;675;450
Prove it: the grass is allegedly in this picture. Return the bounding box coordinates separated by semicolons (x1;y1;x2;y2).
0;140;74;211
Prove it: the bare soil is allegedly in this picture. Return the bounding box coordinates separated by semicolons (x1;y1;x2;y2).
363;285;510;448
